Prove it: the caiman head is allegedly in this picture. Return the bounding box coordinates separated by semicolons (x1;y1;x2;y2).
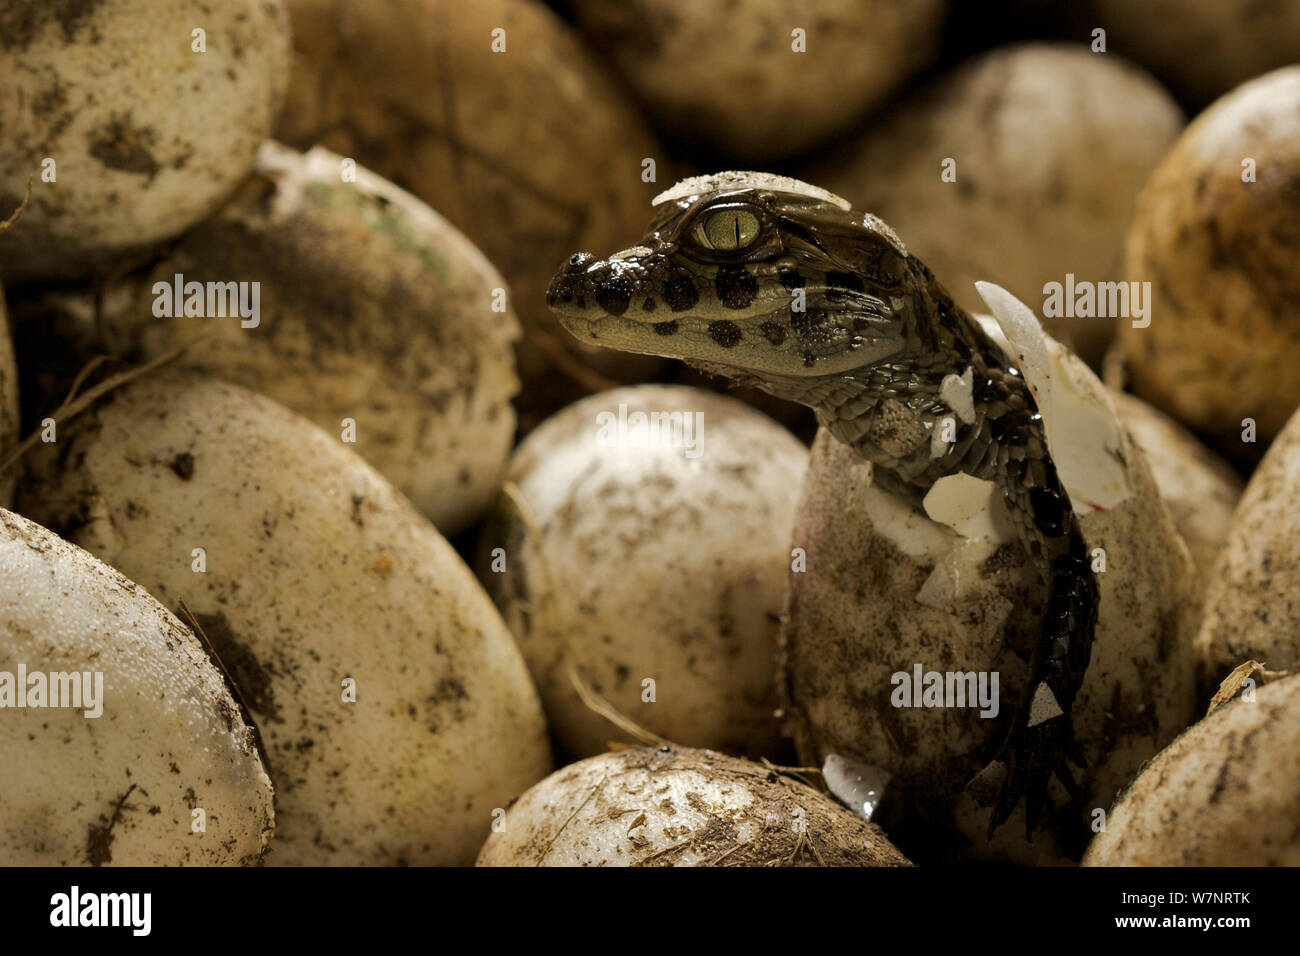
546;171;934;385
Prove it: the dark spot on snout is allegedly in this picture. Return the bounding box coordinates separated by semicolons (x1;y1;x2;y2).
715;267;758;309
642;298;656;312
708;321;742;348
653;320;679;336
759;322;786;346
596;277;632;316
663;274;698;312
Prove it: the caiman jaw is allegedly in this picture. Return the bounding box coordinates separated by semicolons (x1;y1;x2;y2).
546;243;786;361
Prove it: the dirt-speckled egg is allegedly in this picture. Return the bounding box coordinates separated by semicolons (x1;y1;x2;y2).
1083;673;1300;866
27;143;519;536
568;0;946;162
1196;405;1300;684
0;0;290;281
806;43;1183;367
1121;67;1300;443
18;372;552;865
477;745;912;867
479;385;807;760
1;508;274;865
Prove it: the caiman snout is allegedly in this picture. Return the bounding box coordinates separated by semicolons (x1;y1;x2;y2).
546;252;597;311
547;251;647;320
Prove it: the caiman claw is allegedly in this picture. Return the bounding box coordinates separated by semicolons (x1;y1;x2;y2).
986;708;1086;841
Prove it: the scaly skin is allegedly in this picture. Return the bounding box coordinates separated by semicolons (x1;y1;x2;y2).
546;171;1098;838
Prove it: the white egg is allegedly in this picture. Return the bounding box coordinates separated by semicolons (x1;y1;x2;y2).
477;745;912;867
1121;67;1300;442
1;508;274;865
568;0;946;162
0;0;290;281
480;385;808;759
18;372;552;865
806;43;1183;367
1196;404;1300;682
1084;673;1300;866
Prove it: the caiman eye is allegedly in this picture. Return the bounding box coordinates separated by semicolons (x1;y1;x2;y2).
693;206;760;251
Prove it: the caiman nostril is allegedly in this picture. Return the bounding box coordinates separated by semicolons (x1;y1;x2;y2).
549;254;594;305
